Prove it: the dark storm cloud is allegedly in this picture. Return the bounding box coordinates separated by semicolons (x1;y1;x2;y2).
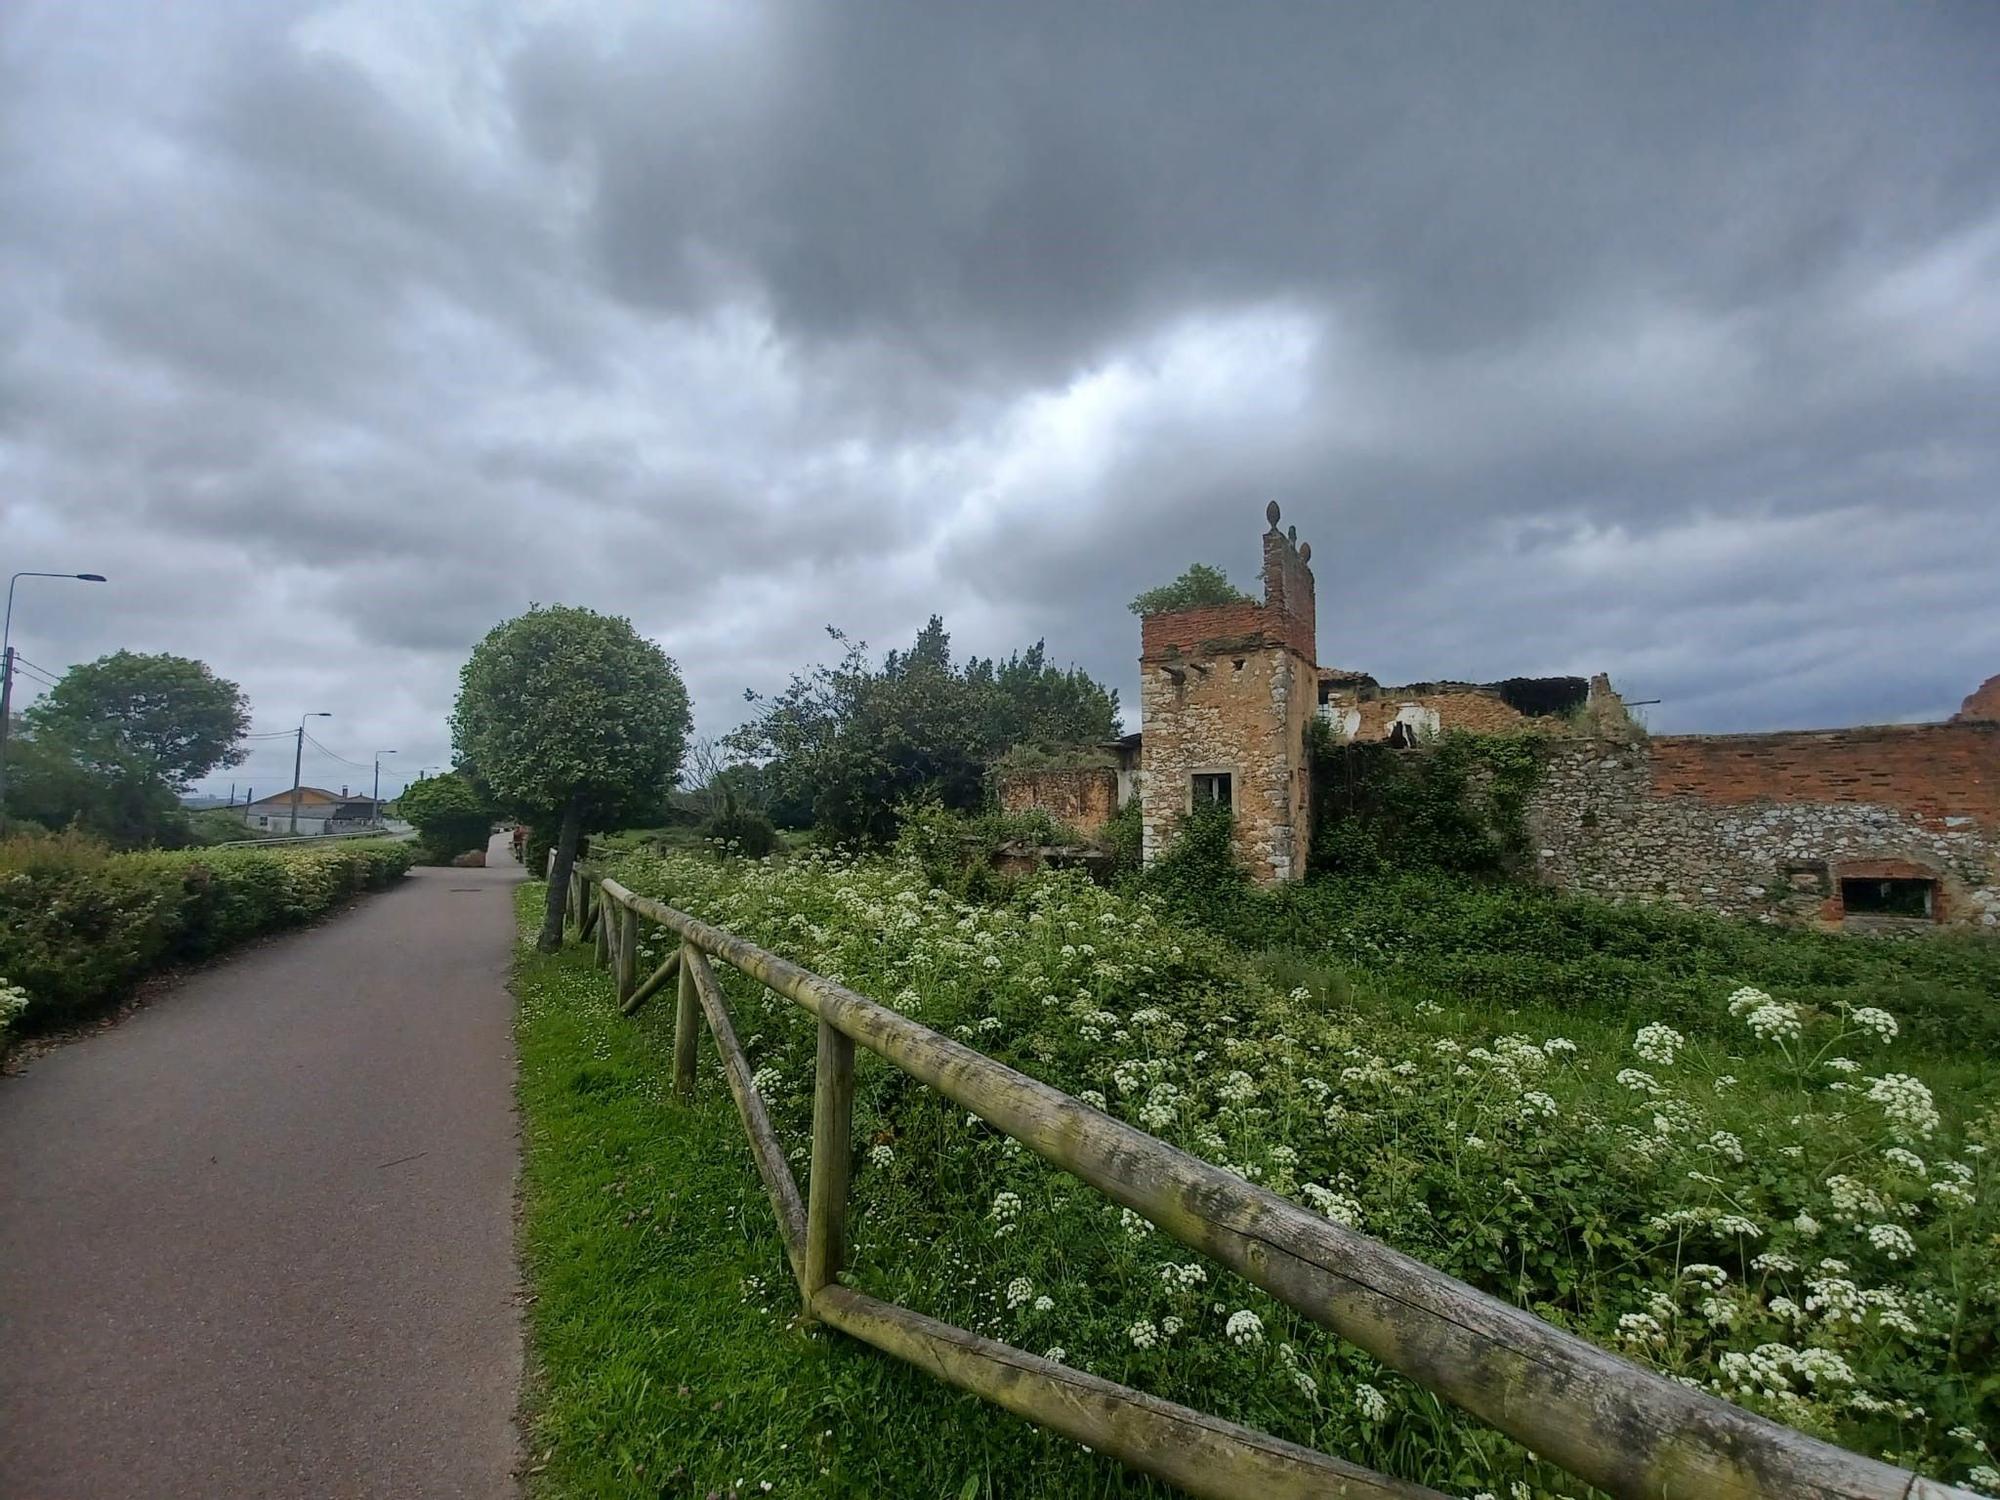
1;0;1995;794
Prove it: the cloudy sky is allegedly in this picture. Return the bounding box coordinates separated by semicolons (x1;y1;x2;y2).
3;1;1996;799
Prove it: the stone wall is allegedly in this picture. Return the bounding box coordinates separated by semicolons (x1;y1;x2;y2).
1138;511;1317;883
996;766;1121;835
1526;726;2000;931
1139;640;1314;881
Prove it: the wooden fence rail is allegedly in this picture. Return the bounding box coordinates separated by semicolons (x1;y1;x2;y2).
562;860;1971;1500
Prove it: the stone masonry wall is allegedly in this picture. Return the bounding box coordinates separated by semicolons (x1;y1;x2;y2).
1526;727;2000;930
1138;510;1317;883
996;766;1121;835
1139;644;1314;881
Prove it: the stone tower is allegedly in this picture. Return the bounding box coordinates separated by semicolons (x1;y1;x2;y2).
1138;503;1318;882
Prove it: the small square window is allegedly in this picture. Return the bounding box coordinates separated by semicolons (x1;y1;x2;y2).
1191;772;1232;810
1840;877;1936;919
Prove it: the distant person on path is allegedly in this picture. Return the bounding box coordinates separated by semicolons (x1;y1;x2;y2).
510;824;527;863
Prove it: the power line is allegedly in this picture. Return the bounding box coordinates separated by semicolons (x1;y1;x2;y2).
302;731;373;770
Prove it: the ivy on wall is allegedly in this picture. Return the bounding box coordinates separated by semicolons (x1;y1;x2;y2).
1308;729;1548;876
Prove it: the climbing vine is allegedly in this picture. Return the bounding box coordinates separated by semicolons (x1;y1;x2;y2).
1308;731;1549;876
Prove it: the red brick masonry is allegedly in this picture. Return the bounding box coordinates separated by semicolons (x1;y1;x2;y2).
1647;723;2000;830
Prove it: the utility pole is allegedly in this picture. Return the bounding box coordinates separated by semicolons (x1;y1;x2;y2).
290;711;332;835
0;570;107;834
372;750;397;825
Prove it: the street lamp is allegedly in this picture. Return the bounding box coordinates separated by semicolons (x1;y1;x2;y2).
372;750;397;824
0;570;109;833
289;712;333;835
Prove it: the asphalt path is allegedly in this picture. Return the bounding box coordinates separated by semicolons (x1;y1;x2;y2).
0;834;526;1498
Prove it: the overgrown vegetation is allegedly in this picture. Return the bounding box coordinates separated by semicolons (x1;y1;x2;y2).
1127;563;1250;616
453;604;693;949
1309;730;1548;876
513;890;1163;1498
726;620;1119;846
521;847;2000;1496
396;773;493;863
0;832;412;1032
4;650;252;848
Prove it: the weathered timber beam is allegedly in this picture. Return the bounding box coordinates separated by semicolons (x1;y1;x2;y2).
812;1285;1442;1500
614;903;638;1004
620;947;681;1017
672;941;700;1099
804;1017;854;1302
600;882;1968;1500
682;947;807;1284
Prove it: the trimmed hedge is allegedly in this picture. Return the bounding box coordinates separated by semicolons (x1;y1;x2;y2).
0;835;414;1030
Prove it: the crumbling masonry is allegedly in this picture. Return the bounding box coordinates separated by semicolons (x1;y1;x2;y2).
1003;505;1998;930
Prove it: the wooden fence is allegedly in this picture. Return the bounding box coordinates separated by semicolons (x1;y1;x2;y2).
562;862;1972;1500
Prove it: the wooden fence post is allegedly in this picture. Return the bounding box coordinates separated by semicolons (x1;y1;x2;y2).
672;943;701;1099
593;889;610;966
804;1019;855;1301
614;902;639;1004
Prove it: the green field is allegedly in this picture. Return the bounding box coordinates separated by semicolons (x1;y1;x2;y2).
513;856;2000;1498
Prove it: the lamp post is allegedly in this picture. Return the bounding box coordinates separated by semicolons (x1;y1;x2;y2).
290;712;333;835
372;750;397;824
0;571;108;833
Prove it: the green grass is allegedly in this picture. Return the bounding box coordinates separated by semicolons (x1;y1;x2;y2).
512;887;1169;1499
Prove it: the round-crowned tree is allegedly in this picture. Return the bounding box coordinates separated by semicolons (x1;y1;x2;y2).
452;606;692;950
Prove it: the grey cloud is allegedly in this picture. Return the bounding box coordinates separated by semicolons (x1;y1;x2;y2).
1;0;1995;797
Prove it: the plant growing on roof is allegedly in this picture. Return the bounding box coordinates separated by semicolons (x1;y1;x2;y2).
451;605;691;950
1127;563;1250;616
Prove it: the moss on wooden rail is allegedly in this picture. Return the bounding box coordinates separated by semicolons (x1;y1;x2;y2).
584;871;1974;1500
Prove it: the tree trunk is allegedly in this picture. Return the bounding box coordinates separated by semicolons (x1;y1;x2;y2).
537;798;583;952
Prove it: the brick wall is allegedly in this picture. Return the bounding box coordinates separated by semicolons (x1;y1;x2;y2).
1645;724;2000;825
1334;690;1547;741
1526;725;2000;931
1956;673;2000;724
996;766;1121;835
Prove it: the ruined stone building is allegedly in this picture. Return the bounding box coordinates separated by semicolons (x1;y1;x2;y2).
999;505;1999;931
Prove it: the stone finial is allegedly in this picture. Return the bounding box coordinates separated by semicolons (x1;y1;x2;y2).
1298;541;1312;563
1265;500;1281;528
1287;525;1297;544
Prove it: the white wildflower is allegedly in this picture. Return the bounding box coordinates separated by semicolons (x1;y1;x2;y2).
1633;1023;1686;1066
1354;1383;1389;1422
1225;1310;1264;1347
1866;1223;1917;1260
1849;1006;1899;1043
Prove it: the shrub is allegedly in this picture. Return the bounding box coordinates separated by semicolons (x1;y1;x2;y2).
0;836;413;1030
395;774;491;863
698;795;779;858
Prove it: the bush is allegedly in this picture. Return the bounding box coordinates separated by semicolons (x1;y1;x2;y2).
698;797;779;858
395;775;491;863
0;835;414;1030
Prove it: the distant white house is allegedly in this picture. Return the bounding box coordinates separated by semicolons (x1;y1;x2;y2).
237;787;383;836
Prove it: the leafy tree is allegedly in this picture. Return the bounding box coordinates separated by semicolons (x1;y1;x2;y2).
28;651;250;789
395;774;492;862
452;606;692;950
727;618;1119;844
2;728;185;848
1127;563;1249;616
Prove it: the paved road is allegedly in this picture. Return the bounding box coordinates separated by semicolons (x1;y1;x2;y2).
0;836;526;1499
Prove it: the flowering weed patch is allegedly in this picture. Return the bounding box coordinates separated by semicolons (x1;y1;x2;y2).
0;835;413;1029
569;848;1999;1497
